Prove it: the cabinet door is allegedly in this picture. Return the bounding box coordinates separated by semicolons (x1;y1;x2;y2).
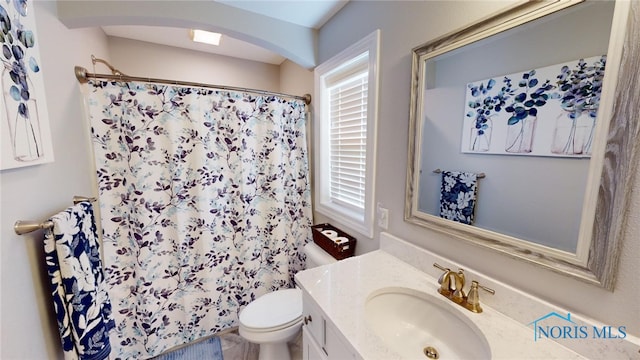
325;323;356;360
303;326;327;360
303;292;357;360
302;292;325;350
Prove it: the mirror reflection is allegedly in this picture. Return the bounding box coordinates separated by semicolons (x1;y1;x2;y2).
414;1;614;253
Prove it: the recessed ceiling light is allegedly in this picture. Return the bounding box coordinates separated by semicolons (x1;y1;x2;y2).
189;29;222;46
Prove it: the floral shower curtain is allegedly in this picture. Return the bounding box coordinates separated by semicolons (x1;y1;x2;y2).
85;80;313;359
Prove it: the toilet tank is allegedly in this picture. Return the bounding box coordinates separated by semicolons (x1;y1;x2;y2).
303;242;337;268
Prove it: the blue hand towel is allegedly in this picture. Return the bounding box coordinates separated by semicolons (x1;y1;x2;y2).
439;171;478;225
44;202;115;360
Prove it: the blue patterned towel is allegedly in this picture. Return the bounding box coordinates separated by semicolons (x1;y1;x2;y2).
44;202;115;360
439;171;478;225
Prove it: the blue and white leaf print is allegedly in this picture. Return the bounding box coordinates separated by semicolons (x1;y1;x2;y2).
86;80;313;359
462;55;606;157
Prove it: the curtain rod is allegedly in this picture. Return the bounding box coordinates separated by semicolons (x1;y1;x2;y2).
74;56;311;105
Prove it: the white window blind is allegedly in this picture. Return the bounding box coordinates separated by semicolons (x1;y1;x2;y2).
328;70;368;211
314;29;379;237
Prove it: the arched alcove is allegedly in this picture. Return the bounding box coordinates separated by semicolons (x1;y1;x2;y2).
57;0;317;69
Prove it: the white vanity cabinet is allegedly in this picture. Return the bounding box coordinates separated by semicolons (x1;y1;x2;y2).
302;291;357;360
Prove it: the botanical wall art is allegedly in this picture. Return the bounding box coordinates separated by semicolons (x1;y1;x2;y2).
461;55;606;157
0;0;53;170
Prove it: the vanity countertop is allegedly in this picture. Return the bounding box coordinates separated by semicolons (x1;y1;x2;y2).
295;250;584;360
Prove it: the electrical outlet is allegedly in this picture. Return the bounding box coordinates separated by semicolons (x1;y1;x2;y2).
377;203;389;230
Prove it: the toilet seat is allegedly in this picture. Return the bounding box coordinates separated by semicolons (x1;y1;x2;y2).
240;316;303;333
239;288;302;331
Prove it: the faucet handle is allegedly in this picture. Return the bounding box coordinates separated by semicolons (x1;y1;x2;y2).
465;280;495;313
476;281;495;295
433;262;448;273
433;263;452;296
433;263;449;285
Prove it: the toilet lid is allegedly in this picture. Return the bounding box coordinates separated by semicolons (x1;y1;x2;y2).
240;288;302;329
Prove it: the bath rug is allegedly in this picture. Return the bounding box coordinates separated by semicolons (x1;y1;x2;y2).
152;336;223;360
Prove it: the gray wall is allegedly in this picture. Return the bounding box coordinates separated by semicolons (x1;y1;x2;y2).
317;0;640;338
2;2;637;359
1;2;110;359
0;4;302;359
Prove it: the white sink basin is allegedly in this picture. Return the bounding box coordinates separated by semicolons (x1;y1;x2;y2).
365;287;491;359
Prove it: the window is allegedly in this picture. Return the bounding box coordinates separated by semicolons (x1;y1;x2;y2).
314;30;379;237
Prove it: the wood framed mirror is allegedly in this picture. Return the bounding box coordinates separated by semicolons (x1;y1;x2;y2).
405;0;639;290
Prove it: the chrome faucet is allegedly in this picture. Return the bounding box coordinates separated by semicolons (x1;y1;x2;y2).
433;263;495;313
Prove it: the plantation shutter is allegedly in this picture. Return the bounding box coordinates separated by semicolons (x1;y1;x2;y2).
327;58;368;211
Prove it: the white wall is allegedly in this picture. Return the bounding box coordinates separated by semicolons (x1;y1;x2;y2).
107;37;281;92
56;0;317;69
317;0;640;338
279;59;313;98
0;1;109;359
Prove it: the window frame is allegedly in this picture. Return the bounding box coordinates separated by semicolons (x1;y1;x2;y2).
313;30;380;238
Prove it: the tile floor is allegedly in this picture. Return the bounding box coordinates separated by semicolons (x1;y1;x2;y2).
220;329;303;360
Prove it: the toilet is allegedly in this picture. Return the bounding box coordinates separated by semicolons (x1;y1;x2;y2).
238;241;337;360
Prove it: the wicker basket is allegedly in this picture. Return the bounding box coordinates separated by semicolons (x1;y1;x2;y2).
310;223;356;260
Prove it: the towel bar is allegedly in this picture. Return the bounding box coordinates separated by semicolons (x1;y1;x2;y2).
73;196;97;204
433;168;486;179
14;196;97;235
14;220;54;235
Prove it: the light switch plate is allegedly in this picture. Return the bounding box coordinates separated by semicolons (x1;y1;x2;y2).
377;202;389;230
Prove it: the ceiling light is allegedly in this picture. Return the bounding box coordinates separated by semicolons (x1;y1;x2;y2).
189;29;221;46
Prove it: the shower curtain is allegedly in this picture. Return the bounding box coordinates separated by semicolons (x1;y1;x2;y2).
85;80;313;359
